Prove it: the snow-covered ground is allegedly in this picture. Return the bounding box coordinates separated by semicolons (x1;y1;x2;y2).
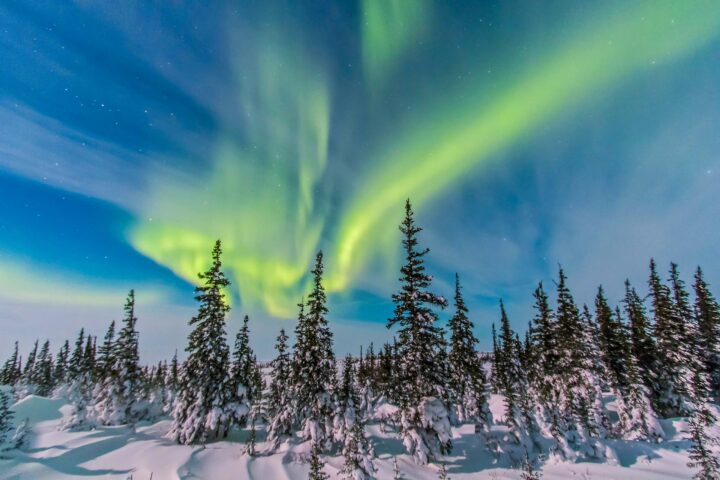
0;393;711;479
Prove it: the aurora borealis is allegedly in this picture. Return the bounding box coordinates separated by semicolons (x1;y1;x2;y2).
1;1;719;361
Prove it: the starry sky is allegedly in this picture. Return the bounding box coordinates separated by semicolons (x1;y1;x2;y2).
1;1;719;362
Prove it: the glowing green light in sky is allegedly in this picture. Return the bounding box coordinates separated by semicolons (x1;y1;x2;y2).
128;0;720;318
362;0;431;88
129;27;330;317
328;0;720;291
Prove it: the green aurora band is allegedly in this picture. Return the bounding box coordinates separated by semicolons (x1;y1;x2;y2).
328;0;720;291
129;0;720;318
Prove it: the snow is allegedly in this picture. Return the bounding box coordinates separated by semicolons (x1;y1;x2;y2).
0;393;715;479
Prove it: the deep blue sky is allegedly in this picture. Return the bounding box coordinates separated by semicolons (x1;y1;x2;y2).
1;1;719;362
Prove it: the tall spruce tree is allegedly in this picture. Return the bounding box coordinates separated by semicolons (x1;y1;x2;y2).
623;279;660;404
292;252;336;447
336;355;375;480
693;267;720;402
687;367;720;480
53;340;70;389
388;200;451;464
91;291;142;426
62;329;95;430
552;268;608;458
0;342;20;385
34;340;54;397
649;259;695;416
95;320;116;380
0;390;15;450
231;314;255;422
21;340;39;389
448;274;491;427
168;240;244;444
267;328;294;449
595;287;632;394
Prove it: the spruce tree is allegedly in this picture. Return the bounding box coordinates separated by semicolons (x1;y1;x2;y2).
0;390;15;450
388;200;451;464
67;329;86;382
491;323;502;394
91;291;142;426
520;447;541;480
595;287;632;394
267;328;293;449
448;274;491;428
53;340;70;389
292;252;336;447
337;357;375;480
34;340;54;397
623;279;660;403
687;368;720;480
168;240;243;444
21;340;38;388
96;320;116;380
230;314;255;429
0;342;20;385
308;440;330;480
551;268;608;458
649;259;695;416
497;301;536;451
62;329;95;430
163;350;179;415
693;267;720;402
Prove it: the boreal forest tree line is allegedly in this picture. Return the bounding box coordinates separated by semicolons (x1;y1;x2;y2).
1;199;719;479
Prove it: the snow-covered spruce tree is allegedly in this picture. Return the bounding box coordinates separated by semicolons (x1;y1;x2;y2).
623;279;661;405
649;259;696;416
34;340;54;397
163;350;179;414
497;301;537;453
168;240;245;444
267;328;294;449
291;252;337;447
62;329;95;430
95;320;115;380
551;268;609;459
53;340;70;391
0;390;14;449
448;274;491;429
90;291;142;426
356;344;378;421
334;355;359;442
16;340;39;397
375;342;398;406
595;287;633;394
0;342;20;386
388;199;451;465
83;334;96;380
230;314;254;428
336;357;375;479
693;267;720;403
520;447;542;480
611;308;664;441
491;323;502;394
687;368;720;480
308;440;330;480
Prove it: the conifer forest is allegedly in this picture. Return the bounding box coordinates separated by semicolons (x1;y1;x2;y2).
2;200;719;479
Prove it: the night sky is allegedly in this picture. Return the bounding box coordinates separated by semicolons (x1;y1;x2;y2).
1;1;719;362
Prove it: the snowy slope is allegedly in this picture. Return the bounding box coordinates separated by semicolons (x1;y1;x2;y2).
0;393;711;479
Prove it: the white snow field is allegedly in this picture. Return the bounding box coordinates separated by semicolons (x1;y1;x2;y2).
0;393;714;479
